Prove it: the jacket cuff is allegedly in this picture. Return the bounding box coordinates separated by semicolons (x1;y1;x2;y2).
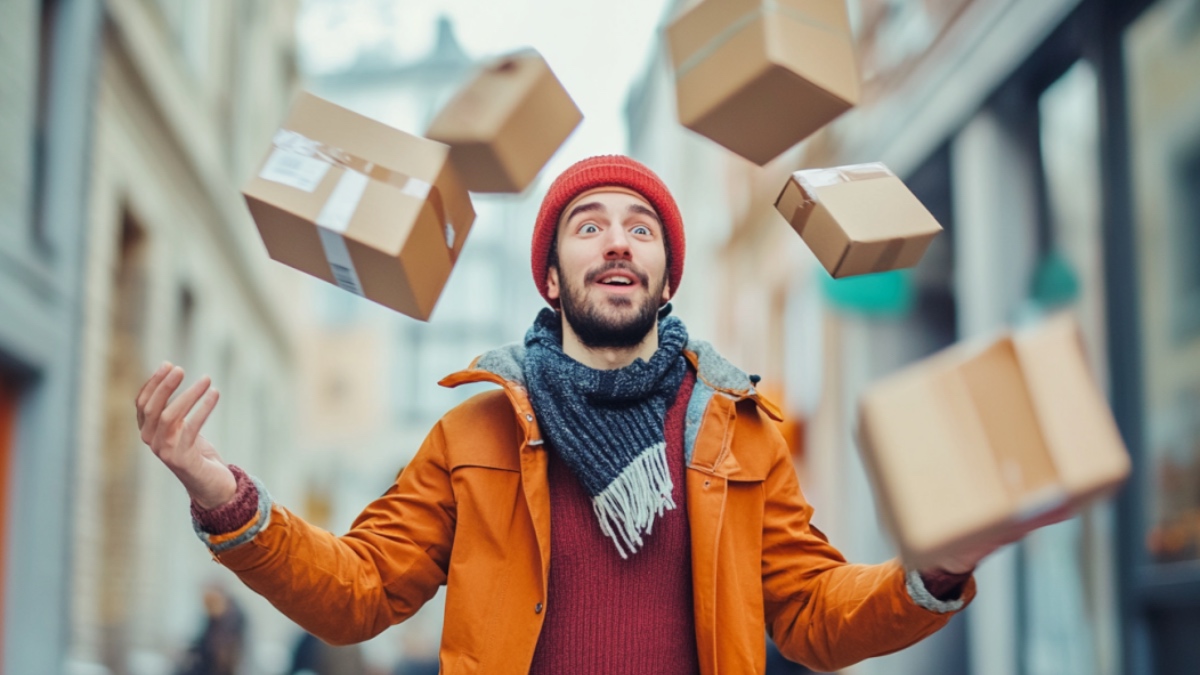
905;568;967;614
191;465;273;553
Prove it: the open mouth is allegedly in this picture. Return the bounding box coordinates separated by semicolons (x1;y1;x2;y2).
594;270;640;289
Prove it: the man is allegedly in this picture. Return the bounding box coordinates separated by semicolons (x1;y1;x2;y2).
137;156;1031;673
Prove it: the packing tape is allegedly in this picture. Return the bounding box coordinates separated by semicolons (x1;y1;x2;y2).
265;129;460;255
315;170;370;296
675;0;846;78
794;162;894;192
260;130;464;296
789;199;814;235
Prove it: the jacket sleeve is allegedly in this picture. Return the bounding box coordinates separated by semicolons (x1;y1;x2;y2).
759;423;975;672
207;420;457;645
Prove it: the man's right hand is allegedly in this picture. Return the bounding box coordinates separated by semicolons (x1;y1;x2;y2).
135;362;237;509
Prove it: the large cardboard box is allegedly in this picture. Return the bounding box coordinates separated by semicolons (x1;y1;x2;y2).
666;0;860;165
425;49;582;193
856;314;1131;570
775;163;943;278
242;92;475;321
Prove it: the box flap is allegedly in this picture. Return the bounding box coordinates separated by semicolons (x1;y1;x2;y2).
957;339;1064;506
1014;314;1132;496
858;354;1014;556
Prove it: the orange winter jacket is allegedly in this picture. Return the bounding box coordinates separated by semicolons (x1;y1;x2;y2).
211;341;974;674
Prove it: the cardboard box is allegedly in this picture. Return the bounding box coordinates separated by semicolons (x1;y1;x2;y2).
856;314;1131;570
665;0;860;165
425;49;582;193
242;91;476;321
775;163;943;278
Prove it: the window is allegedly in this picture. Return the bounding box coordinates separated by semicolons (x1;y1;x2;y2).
32;0;60;247
1172;140;1200;340
1126;0;1200;569
0;376;18;657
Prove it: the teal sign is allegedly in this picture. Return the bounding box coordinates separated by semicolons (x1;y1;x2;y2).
819;268;915;317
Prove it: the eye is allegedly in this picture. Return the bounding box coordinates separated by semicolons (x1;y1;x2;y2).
579;223;600;234
631;225;651;236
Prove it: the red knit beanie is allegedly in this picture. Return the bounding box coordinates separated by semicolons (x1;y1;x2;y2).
531;155;685;306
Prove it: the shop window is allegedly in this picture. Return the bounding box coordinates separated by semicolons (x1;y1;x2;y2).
1125;0;1200;568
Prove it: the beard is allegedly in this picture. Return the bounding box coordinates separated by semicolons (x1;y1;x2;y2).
558;260;666;349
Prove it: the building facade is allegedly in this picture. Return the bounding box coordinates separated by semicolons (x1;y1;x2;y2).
3;0;302;673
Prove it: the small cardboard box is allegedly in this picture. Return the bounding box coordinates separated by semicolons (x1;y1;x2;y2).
242;91;476;321
665;0;860;165
425;49;582;193
775;163;943;278
856;314;1131;570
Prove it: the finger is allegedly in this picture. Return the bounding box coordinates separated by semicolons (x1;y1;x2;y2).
179;389;219;451
141;366;185;443
160;376;212;435
135;362;173;423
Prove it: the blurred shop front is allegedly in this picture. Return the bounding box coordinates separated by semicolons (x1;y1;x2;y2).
630;0;1200;673
790;0;1200;673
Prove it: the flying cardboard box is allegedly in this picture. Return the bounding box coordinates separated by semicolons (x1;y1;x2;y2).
856;314;1131;570
665;0;860;165
425;49;582;193
242;91;476;321
775;163;943;278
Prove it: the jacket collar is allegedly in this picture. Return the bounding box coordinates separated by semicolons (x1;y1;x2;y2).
442;340;766;396
438;338;783;440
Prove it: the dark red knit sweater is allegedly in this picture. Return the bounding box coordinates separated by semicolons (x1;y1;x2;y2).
528;369;700;675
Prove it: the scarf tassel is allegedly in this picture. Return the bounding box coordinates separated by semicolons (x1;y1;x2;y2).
592;442;677;559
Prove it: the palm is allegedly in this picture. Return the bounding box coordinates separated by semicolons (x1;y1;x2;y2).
135;364;237;508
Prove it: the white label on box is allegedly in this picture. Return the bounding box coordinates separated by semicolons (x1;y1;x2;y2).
317;227;365;297
444;222;456;250
317;170;370;233
259;147;330;192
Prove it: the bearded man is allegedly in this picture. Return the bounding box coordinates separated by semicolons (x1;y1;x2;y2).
137;156;1032;674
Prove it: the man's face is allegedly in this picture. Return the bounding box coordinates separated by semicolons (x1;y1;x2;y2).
546;190;671;349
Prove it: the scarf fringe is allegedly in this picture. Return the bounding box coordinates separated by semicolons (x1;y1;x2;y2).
592;442;676;559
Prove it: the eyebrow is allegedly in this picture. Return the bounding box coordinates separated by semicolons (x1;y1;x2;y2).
563;201;662;228
627;203;661;226
564;201;605;224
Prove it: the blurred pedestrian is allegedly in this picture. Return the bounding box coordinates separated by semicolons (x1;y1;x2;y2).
175;583;245;675
288;630;367;675
138;155;1064;673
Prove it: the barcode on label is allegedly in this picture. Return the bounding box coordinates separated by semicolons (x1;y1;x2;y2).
316;227;365;298
329;262;364;295
259;148;330;192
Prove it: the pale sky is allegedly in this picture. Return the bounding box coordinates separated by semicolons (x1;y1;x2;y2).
296;0;676;171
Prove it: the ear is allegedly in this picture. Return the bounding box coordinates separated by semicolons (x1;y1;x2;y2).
547;266;561;301
661;278;671;304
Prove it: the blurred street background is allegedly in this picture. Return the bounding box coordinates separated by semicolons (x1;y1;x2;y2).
1;0;1198;673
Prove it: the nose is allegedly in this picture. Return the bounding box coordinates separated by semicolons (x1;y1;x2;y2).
602;226;632;260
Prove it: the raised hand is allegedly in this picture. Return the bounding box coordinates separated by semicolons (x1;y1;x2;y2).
135;362;237;509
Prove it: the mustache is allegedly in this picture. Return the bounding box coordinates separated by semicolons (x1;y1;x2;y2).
584;260;648;287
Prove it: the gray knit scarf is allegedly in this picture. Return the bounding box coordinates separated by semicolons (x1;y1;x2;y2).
524;306;689;558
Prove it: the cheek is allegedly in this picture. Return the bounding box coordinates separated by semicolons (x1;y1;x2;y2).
642;245;668;279
557;247;591;282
